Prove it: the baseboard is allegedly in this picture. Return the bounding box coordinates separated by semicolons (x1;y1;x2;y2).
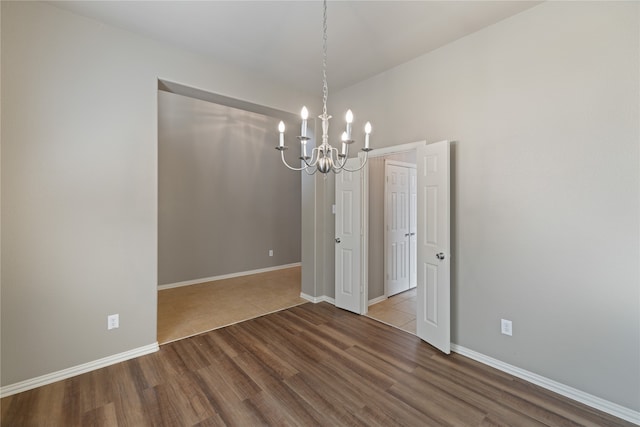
451;344;640;425
0;342;159;398
158;263;301;290
368;295;387;306
300;293;335;305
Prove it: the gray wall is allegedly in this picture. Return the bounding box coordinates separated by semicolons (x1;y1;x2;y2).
1;1;317;387
368;151;416;300
158;91;300;285
330;1;639;411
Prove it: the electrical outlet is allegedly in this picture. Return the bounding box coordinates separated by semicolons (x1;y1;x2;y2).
501;319;512;336
332;204;336;214
107;314;119;330
269;249;273;257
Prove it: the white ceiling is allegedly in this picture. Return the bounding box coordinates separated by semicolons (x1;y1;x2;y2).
50;1;541;94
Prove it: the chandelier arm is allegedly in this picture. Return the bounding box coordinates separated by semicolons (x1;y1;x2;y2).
327;145;343;171
338;151;370;173
279;149;310;171
303;166;318;176
331;143;349;171
332;156;347;172
331;154;349;174
303;147;321;168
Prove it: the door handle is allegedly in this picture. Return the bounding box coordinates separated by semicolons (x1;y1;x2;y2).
404;233;410;237
335;238;341;243
436;252;445;260
410;232;416;236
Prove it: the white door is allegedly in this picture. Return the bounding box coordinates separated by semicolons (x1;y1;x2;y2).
409;167;417;289
335;159;362;314
416;140;450;354
385;163;411;297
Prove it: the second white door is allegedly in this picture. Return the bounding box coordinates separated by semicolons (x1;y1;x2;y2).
385;161;417;297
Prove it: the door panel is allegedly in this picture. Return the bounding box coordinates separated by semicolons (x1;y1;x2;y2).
385;164;410;297
335;159;362;314
410;168;417;288
416;141;450;354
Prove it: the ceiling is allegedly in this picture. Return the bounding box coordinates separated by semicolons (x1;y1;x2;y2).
50;1;541;95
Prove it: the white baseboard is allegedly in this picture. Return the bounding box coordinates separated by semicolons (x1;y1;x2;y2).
158;263;301;291
300;293;335;305
368;295;387;306
0;342;159;398
451;344;640;425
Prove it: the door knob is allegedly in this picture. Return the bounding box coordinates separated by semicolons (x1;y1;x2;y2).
436;252;445;260
335;238;341;243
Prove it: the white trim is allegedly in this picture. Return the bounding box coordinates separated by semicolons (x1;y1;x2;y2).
158;263;301;290
368;295;387;306
300;293;335;305
385;159;416;169
0;342;159;398
368;140;425;158
451;344;640;425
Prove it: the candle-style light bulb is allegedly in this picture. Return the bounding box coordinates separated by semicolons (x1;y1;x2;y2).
341;131;348;155
364;121;372;149
345;109;353;140
300;106;308;138
278;121;285;147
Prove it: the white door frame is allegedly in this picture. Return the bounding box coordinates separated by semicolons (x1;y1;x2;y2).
361;141;425;314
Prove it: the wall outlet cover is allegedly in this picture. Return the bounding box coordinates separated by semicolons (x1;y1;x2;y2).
501;319;512;336
108;314;119;330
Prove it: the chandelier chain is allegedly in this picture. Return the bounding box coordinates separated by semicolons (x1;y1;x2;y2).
322;0;328;117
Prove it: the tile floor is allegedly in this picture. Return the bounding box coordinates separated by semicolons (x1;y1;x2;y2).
157;266;305;344
366;287;417;334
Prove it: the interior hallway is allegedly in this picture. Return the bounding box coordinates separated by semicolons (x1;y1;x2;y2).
158;266;305;344
366;288;417;334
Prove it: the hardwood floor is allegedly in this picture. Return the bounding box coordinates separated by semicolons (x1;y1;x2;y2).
2;302;634;426
367;287;417;334
158;266;305;344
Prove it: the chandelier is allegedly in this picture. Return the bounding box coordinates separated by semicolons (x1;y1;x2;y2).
276;0;372;175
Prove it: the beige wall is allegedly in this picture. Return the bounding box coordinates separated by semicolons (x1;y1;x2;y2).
331;1;640;411
0;1;317;386
158;91;301;285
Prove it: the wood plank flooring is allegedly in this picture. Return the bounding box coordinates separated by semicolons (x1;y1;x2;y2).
2;302;634;426
158;266;305;344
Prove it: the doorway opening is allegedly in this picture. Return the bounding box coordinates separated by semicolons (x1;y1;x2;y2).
157;80;304;344
336;140;451;353
364;146;418;334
